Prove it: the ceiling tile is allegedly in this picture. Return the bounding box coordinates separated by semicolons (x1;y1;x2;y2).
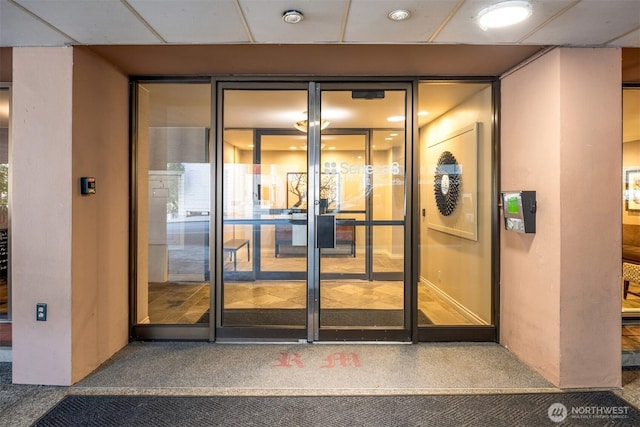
0;0;74;46
434;0;577;44
344;0;458;43
14;0;160;44
238;0;347;43
524;0;640;46
610;29;640;48
128;0;250;43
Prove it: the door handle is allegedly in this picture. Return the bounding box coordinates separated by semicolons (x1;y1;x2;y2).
316;215;336;249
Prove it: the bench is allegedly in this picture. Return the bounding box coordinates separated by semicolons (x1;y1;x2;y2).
223;239;250;271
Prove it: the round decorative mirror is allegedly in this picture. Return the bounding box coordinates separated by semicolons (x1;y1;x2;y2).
434;151;461;216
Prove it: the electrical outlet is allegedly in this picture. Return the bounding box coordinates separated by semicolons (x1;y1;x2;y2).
36;303;47;321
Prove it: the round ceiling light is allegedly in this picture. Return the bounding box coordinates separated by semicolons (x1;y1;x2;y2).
282;10;304;24
388;9;411;21
477;1;532;30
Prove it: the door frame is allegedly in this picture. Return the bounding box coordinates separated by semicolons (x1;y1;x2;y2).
128;76;500;344
213;80;415;342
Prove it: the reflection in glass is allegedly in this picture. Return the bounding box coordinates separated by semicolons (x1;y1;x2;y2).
318;89;406;330
418;81;493;326
0;87;9;322
623;87;640;316
136;83;211;325
221;89;308;329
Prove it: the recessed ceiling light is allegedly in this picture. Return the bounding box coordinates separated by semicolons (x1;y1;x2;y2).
388;9;410;21
477;1;532;30
289;146;297;150
418;111;429;116
387;115;405;122
282;10;304;24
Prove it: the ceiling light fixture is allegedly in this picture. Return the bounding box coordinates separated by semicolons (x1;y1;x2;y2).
282;10;304;24
294;111;330;133
387;9;410;21
477;1;532;30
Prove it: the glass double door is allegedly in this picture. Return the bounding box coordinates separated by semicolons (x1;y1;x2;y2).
216;82;410;341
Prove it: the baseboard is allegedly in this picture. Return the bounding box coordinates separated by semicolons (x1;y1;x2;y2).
373;248;403;260
419;277;488;325
167;274;207;282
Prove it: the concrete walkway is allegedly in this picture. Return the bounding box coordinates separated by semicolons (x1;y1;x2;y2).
1;342;639;426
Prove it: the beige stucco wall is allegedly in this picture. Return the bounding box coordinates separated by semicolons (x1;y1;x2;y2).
70;47;129;383
12;47;74;385
501;48;621;388
11;47;129;385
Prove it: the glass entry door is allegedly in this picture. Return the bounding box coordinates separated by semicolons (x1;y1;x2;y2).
315;85;409;341
216;82;410;341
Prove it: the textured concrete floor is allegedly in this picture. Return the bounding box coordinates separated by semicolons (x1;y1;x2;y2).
2;342;640;426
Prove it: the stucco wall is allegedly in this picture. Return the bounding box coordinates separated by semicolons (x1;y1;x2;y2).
11;47;129;385
71;47;129;383
12;47;74;384
501;48;621;388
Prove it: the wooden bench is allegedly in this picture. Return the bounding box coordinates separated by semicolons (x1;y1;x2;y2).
223;239;250;271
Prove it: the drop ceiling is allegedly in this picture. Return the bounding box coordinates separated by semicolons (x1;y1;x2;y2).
1;1;639;137
1;0;638;47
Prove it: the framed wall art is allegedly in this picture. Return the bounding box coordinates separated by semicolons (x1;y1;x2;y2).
626;169;640;211
426;123;479;241
286;172;340;211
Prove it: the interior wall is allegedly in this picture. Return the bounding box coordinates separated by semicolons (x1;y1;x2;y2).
11;47;74;385
501;48;621;388
71;47;129;383
419;86;493;324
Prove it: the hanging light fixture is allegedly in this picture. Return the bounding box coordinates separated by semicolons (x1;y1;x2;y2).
477;1;532;30
294;112;330;133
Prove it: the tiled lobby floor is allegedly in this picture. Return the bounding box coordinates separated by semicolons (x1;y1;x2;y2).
147;280;477;326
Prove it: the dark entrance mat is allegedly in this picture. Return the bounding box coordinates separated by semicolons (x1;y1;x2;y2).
198;309;432;327
0;362;10;385
34;392;640;427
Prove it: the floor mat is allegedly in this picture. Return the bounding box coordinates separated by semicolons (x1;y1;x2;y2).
198;309;432;326
0;362;10;385
34;392;640;426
